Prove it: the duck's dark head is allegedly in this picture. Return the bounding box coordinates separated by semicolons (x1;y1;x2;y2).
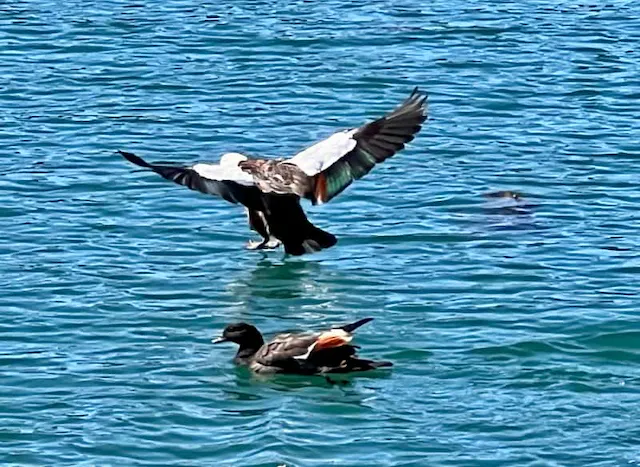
484;190;523;202
213;322;264;349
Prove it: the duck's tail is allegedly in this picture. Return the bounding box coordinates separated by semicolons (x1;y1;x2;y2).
284;223;337;256
263;194;337;256
341;317;374;333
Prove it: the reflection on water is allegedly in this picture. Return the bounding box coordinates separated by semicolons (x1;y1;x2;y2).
226;366;391;408
222;258;347;323
226;258;325;300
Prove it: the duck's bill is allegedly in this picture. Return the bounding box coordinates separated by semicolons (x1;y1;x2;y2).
212;336;228;344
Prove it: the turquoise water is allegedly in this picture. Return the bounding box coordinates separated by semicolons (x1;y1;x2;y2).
2;0;640;465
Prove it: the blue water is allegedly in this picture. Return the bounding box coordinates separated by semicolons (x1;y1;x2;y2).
2;1;640;465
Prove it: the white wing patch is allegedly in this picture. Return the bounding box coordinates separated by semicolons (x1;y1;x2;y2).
288;129;357;176
192;153;255;186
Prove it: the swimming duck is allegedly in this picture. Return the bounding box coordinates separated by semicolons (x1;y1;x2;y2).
482;190;537;217
483;190;523;202
213;317;392;375
119;88;427;255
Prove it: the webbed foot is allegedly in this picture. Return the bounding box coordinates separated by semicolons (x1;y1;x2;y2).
246;237;281;250
246;240;267;250
263;237;282;249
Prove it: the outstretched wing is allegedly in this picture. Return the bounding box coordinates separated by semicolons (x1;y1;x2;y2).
119;151;264;209
287;88;428;204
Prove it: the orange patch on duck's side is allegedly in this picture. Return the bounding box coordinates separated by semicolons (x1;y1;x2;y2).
314;330;352;351
294;329;353;360
314;174;327;204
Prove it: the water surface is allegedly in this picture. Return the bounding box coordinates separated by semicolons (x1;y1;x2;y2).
2;1;640;465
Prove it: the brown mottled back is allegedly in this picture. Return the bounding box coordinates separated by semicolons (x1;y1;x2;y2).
239;159;311;198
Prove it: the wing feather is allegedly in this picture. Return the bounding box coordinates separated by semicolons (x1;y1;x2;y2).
254;318;375;372
286;131;358;177
287;88;427;204
254;332;320;367
119;151;262;208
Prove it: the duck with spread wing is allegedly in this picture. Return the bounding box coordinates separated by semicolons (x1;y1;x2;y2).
120;88;427;255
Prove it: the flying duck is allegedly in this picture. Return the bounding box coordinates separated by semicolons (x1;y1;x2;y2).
213;317;392;375
119;88;427;255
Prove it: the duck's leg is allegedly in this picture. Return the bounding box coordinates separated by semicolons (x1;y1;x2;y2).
246;209;280;250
